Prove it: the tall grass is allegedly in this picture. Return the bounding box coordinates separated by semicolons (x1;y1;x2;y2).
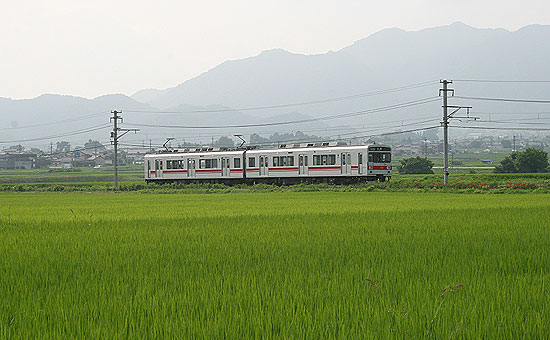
0;192;549;339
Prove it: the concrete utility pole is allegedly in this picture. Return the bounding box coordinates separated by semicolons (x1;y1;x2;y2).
513;135;516;152
439;80;474;185
111;110;139;189
440;80;452;185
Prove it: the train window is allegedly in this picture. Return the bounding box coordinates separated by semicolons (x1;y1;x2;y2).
358;153;363;165
234;158;241;168
369;152;391;163
160;161;163;170
199;159;205;169
167;160;173;170
305;156;308;166
204;159;218;168
248;157;256;167
273;156;294;167
313;154;335;165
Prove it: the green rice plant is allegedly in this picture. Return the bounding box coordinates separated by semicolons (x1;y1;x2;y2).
0;192;549;339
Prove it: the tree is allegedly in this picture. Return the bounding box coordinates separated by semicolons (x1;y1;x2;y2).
213;136;235;147
495;148;548;173
397;156;434;174
515;148;548;173
56;141;71;153
494;153;517;173
9;144;24;152
84;139;106;151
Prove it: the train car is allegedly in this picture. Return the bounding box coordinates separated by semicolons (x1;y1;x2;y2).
145;148;245;183
144;143;392;184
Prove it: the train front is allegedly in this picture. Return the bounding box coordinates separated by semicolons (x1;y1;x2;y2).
367;145;392;181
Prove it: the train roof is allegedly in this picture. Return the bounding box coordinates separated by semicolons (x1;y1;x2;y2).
144;143;390;159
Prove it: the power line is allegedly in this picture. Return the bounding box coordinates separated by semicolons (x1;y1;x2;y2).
125;97;440;129
453;79;550;83
452;125;550;131
455;96;550;104
123;80;438;115
0;124;111;144
121;116;441;143
473;111;550;115
0;111;109;131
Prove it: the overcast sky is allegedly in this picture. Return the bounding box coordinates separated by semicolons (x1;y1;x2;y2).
2;0;549;100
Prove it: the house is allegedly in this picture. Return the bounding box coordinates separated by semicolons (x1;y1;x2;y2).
88;154;106;167
0;152;36;170
123;148;149;164
51;157;73;169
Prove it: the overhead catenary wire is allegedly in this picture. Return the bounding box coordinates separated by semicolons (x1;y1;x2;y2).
454;96;550;104
453;79;550;83
123;80;438;115
451;125;550;131
0;124;111;144
124;97;440;130
119;124;442;149
0;111;109;131
121;116;442;143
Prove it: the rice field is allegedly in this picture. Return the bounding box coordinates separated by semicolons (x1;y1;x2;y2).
0;192;549;339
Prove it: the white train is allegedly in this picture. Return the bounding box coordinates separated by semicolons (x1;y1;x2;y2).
144;142;392;184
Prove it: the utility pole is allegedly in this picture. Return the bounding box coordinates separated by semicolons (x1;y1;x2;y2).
439;80;475;184
440;80;452;185
513;135;516;152
110;110;139;189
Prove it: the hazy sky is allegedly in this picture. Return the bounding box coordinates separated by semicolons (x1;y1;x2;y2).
2;0;549;100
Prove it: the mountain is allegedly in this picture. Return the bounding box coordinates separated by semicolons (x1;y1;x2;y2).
133;22;550;126
4;22;550;149
0;94;154;147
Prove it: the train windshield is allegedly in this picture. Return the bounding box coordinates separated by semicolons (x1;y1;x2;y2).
369;152;391;163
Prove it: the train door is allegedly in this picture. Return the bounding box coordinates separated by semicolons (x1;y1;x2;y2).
221;157;230;177
299;154;309;175
341;153;351;175
154;160;160;177
146;160;151;178
259;155;269;176
187;159;195;177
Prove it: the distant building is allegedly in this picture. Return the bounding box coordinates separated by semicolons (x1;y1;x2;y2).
123;147;149;164
88;154;106;167
51;157;73;169
0;152;37;170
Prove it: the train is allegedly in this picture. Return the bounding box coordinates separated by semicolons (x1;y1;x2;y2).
144;142;392;184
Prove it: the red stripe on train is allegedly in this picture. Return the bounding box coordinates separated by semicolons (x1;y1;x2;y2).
308;166;340;170
163;170;188;173
269;167;299;171
195;169;222;173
